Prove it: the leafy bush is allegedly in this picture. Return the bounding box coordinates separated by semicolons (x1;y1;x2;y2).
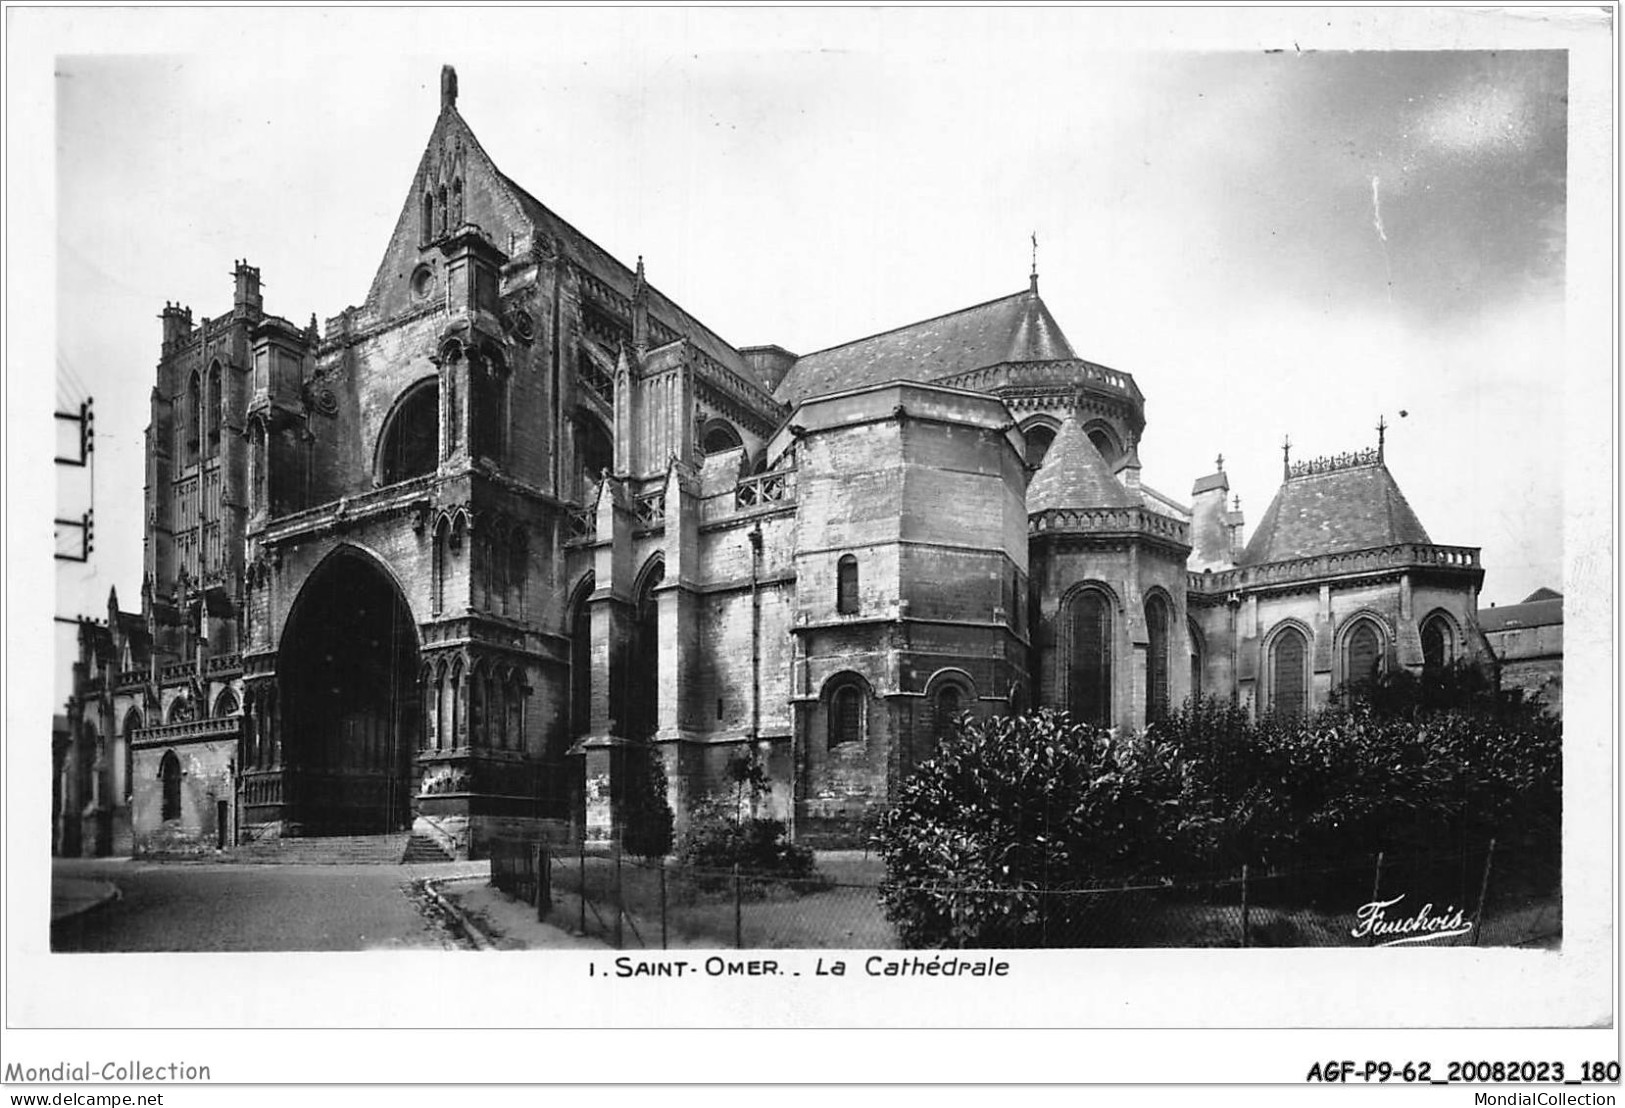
621;741;675;859
875;710;1185;948
877;683;1561;947
679;814;818;882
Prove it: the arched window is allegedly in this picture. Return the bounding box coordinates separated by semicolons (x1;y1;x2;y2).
1344;620;1383;689
1085;424;1120;464
1188;619;1205;702
449;658;465;747
506;669;525;753
701;420;743;456
1068;588;1113;727
574;416;614;502
836;555;859;615
437;184;448;237
119;708;142;803
435;661;450;751
183;372;201;465
213;688;239;718
451;178;464;227
422;190;435;244
432;516;450;614
828;681;865;748
167;696;193;724
508;527;527;619
1023;422;1057;468
206;363;223;457
569;576;593;737
471;353;509;464
1145;593;1171;723
159;751;182;822
469;662;486;748
933;684;963;745
1270;626;1309;719
1421;613;1454;671
379;380;440;485
626;561;664;741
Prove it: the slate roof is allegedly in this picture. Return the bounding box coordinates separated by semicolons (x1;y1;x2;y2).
1478;596;1563;634
497;170;758;387
1027;415;1135;514
774;287;1077;405
1239;462;1432;565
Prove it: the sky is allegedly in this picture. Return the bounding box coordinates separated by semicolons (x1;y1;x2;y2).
22;8;1594;702
5;0;1619;1059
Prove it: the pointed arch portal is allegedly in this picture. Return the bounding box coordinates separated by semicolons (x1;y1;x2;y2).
278;550;419;835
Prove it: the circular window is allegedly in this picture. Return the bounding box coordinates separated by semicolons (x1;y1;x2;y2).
411;265;437;300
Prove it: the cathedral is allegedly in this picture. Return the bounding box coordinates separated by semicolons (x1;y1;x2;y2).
57;67;1496;859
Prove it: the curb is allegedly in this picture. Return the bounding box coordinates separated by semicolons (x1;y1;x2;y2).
50;880;122;926
421;875;495;951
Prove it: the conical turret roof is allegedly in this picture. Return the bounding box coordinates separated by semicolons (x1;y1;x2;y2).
1027;414;1135;514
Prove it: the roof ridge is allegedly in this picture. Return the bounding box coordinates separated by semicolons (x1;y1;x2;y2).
494;168;748;372
794;289;1033;362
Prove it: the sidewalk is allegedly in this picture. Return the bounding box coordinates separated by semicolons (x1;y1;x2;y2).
433;878;609;950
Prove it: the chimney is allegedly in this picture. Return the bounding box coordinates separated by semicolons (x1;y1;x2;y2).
1188;460;1232;571
233;260;263;315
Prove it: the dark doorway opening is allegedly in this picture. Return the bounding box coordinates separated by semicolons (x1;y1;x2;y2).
279;550;420;835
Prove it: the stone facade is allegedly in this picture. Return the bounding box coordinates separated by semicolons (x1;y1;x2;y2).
60;67;1525;857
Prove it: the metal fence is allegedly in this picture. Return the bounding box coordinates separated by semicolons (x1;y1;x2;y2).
490;836;1560;951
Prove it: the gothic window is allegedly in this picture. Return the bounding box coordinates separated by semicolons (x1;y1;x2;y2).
1344;620;1383;689
213;688;239;718
1188;619;1205;702
933;684;963;746
422;190;434;244
120;708;142;802
1068;587;1113;727
1421;613;1454;672
836;555;859;615
471;355;509;464
1270;626;1309;719
828;680;865;748
379;380;440;485
449;658;465;747
505;669;524;752
183;372;201;465
451;178;464;227
626;561;664;741
167;696;193;724
435;661;450;751
1145;593;1171;724
701;419;743;456
206;363;223;457
574;416;614;502
159;751;182;822
1085;423;1121;464
508;527;527;619
437;184;448;237
1023;422;1057;468
568;577;593;737
469;662;487;747
420;665;436;752
432;517;450;615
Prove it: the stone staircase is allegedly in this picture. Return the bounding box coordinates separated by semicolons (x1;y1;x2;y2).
401;832;455;865
231;832;411;865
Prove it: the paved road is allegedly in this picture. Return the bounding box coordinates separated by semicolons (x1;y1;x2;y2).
51;859;483;952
